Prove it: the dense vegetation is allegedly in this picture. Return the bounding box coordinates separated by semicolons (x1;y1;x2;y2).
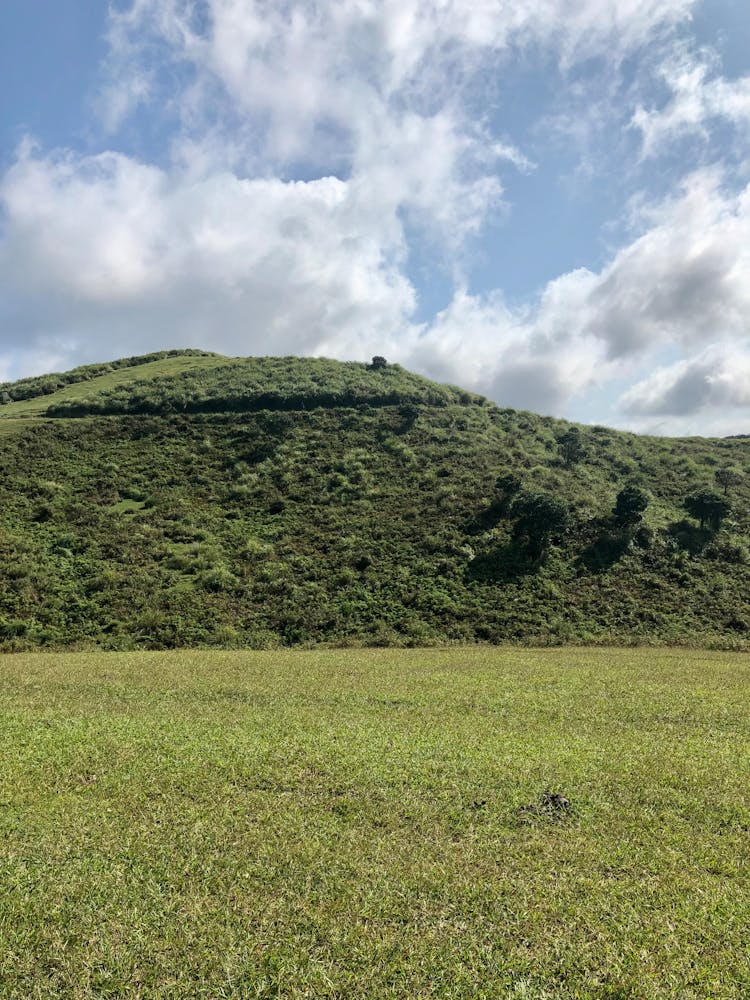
43;355;482;417
1;647;747;997
0;349;217;405
1;350;750;650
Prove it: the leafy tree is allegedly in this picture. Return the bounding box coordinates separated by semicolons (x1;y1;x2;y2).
683;489;730;532
613;485;649;528
494;471;522;498
714;467;744;495
556;427;586;467
371;356;388;370
511;491;569;555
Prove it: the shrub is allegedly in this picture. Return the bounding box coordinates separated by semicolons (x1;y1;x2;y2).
613;485;649;528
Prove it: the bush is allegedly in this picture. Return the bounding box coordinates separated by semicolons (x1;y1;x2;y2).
614;484;649;527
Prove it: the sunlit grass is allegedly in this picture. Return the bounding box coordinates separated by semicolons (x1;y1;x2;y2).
0;354;238;421
0;646;747;997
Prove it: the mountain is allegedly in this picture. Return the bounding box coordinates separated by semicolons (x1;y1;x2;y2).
1;350;749;650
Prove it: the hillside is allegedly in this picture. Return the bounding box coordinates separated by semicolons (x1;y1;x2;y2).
1;350;749;650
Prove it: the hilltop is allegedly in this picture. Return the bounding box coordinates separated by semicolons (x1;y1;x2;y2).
1;349;749;650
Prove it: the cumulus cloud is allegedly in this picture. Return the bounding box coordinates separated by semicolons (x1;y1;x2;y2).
405;170;750;427
622;346;750;418
402;285;606;415
633;49;750;157
7;0;750;439
0;143;415;367
584;170;750;357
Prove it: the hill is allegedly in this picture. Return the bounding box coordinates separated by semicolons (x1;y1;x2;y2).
1;350;749;650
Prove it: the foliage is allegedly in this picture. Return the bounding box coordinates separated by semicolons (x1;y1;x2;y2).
683;488;731;532
715;466;744;495
613;484;649;527
0;349;216;404
510;491;570;556
0;352;748;649
555;426;586;467
494;471;523;497
42;356;479;418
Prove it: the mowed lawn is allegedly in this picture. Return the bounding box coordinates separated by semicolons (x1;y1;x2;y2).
0;648;747;999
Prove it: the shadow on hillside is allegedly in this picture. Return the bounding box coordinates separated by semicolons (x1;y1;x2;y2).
577;529;630;574
463;497;515;536
667;520;712;554
466;539;543;582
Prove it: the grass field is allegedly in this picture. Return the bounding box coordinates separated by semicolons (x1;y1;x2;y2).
0;647;747;998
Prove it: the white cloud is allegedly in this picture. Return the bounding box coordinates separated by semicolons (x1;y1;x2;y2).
633;48;750;157
402;283;607;415
584;170;750;357
10;0;750;439
0;143;415;366
104;0;698;131
101;0;697;215
617;344;750;435
622;346;750;416
405;170;750;428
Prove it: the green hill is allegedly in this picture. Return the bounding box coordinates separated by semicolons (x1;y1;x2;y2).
1;350;749;650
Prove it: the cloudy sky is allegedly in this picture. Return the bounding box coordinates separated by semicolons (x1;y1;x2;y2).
1;0;749;434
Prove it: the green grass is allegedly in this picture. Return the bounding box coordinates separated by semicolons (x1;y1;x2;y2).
0;354;237;421
0;647;747;998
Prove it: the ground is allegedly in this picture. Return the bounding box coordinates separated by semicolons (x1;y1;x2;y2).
0;646;747;998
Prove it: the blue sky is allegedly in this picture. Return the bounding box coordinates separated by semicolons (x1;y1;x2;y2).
1;0;749;434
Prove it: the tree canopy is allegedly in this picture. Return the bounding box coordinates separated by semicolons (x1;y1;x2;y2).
614;485;649;527
715;467;744;495
556;427;586;467
511;491;570;555
684;489;731;532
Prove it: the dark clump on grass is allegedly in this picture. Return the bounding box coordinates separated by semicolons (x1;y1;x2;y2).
517;789;572;822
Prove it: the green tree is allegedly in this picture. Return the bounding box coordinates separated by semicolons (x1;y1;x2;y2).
714;467;744;495
556;427;586;467
494;471;522;498
684;489;730;532
511;491;569;555
613;485;649;528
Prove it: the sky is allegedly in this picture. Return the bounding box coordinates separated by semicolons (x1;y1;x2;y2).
1;0;749;435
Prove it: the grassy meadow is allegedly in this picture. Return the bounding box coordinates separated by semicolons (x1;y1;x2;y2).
0;646;747;998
